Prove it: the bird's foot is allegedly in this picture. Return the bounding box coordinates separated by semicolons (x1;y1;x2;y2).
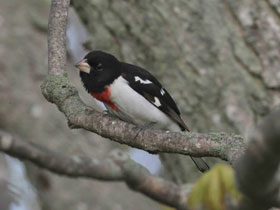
102;110;109;116
133;122;156;140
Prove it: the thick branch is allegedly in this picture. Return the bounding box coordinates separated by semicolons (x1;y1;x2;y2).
235;109;280;209
0;130;188;210
41;74;245;163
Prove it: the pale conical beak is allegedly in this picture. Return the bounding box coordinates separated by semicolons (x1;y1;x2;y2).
75;59;90;74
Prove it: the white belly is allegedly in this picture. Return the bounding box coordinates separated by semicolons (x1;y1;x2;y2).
107;76;180;132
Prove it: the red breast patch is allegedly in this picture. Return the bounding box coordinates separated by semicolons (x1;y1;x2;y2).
91;87;119;111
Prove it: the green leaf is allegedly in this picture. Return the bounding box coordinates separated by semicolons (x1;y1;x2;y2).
188;164;242;210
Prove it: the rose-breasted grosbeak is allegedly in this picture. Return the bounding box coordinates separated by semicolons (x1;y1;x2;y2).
75;50;209;172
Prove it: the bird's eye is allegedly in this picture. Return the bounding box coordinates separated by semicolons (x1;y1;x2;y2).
96;63;103;71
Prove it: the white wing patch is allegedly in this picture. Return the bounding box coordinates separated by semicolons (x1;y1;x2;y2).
160;88;165;95
108;76;180;131
153;97;161;107
134;76;152;84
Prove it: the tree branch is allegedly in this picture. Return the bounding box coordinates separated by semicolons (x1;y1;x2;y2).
0;130;188;210
48;0;70;75
41;74;245;163
235;108;280;209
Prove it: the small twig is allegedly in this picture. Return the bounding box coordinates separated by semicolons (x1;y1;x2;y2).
48;0;70;75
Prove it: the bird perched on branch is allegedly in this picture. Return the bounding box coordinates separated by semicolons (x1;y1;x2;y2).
75;50;209;172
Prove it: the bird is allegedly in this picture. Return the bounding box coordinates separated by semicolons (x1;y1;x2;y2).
75;50;209;172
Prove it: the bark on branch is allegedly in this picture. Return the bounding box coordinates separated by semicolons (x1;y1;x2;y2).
0;130;188;210
48;0;70;75
235;108;280;209
41;74;245;163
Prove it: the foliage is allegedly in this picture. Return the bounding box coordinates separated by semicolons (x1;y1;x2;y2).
188;164;241;210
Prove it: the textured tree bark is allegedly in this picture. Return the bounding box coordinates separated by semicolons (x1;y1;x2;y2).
71;0;280;183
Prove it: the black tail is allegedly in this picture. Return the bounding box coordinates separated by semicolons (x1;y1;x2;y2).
170;119;210;173
190;157;210;173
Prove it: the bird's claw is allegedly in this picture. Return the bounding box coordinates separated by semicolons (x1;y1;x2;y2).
102;110;109;116
133;122;156;140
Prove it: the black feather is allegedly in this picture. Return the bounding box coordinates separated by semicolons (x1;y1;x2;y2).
121;62;189;131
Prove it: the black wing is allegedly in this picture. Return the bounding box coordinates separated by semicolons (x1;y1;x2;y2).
121;62;189;131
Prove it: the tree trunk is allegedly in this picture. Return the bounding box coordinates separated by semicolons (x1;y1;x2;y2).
72;0;280;183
